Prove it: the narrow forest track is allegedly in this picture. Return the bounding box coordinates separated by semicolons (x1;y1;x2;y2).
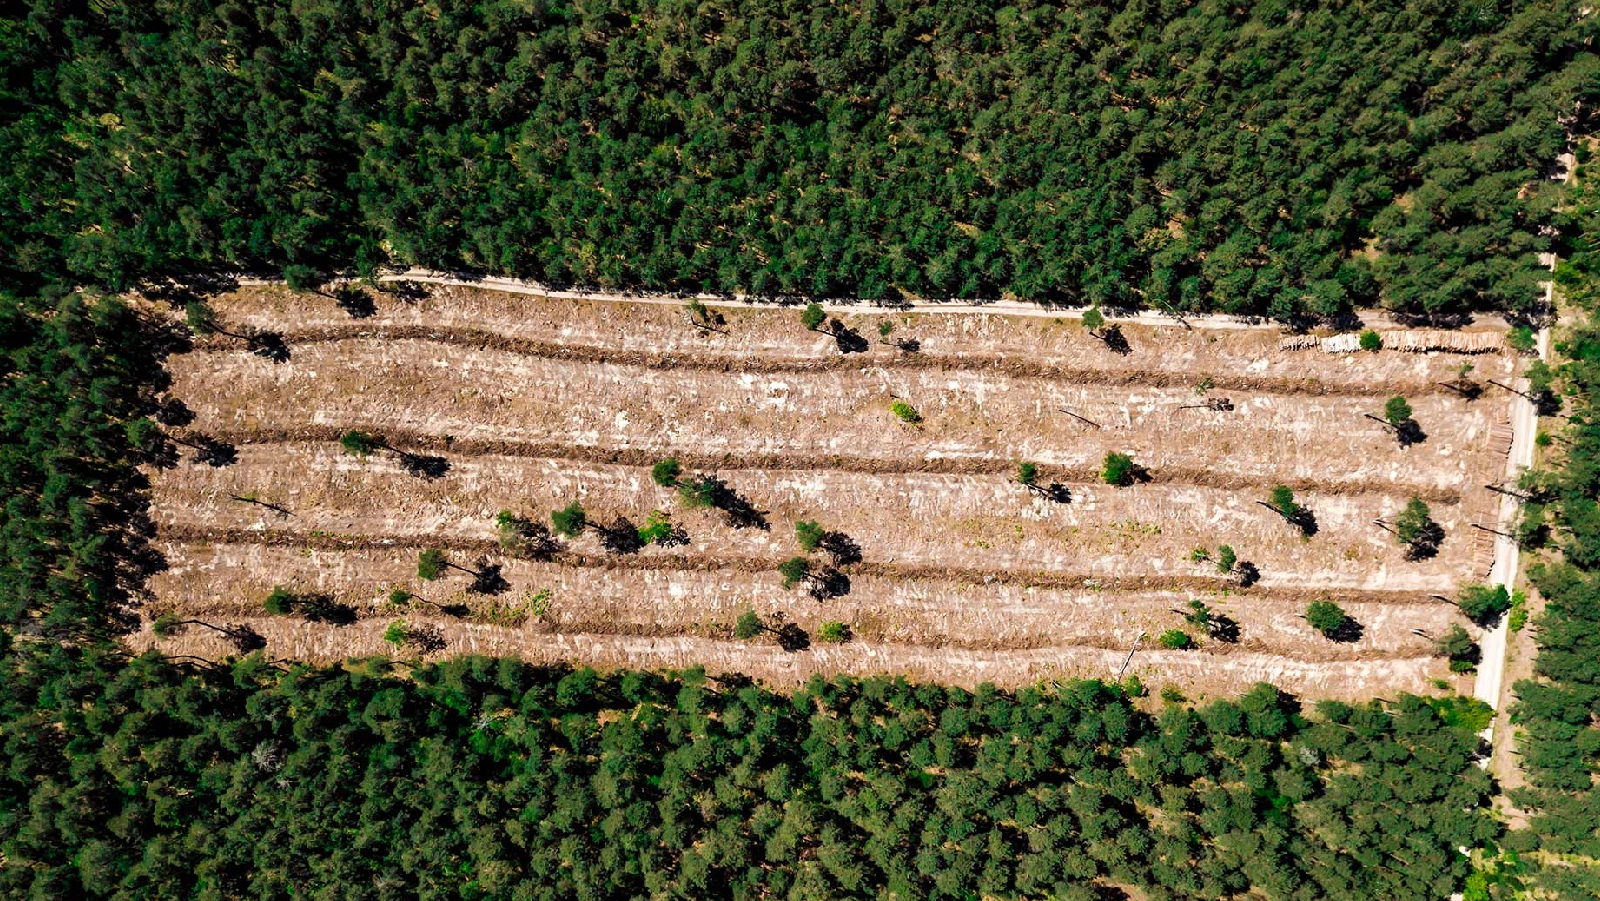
240;271;1518;333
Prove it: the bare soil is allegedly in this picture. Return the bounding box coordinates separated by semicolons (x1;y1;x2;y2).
152;443;1475;591
190;284;1514;394
137;283;1517;697
166;340;1499;490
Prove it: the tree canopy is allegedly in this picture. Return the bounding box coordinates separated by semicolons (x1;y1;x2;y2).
0;647;1501;901
0;0;1593;316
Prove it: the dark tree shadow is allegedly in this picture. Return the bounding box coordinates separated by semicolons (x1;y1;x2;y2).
707;478;769;530
1209;614;1241;643
776;622;811;652
469;564;510;596
224;624;269;653
805;568;851;601
1326;618;1365;643
247;330;292;364
128;544;170;581
1395;419;1427;447
819;531;862;565
1404;523;1445;561
1440;379;1484;401
154;397;195;427
302;594;358;626
1098;325;1132;355
1035;482;1072;503
1393;309;1474;329
144;439;181;470
709;672;754;690
191;437;238;467
827;320;870;354
598;516;645;555
383;281;429;303
652;525;690;548
397;451;450;479
1235;561;1261;588
335;286;378;318
525;524;562;561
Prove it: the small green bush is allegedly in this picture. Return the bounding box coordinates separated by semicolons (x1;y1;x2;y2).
1157;629;1196;650
1101;451;1135;486
817;621;852;643
1306;600;1350;637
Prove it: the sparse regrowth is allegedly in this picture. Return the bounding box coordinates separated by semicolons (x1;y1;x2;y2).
795;520;825;552
800;302;826;331
733;610;764;640
1215;544;1237;573
1435;625;1480;673
777;556;812;590
1157;629;1196;650
1017;462;1039;488
263;586;297;615
1305;600;1350;638
1457;583;1511;627
1383;396;1413;428
1267;485;1300;520
816;621;852;643
417;549;448;581
1393;497;1436;551
1101;451;1135;487
340;430;381;457
551;501;588;537
651;458;682;488
678;475;718;508
637;510;675;545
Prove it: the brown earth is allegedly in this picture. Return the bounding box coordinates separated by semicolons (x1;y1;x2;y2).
166;340;1499;490
152;443;1475;591
185;283;1515;394
137;283;1516;697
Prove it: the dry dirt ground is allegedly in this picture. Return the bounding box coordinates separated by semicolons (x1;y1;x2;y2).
133;284;1517;700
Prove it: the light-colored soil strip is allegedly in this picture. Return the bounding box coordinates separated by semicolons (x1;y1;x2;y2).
194;325;1468;399
152;525;1464;605
167;342;1499;490
186;427;1472;504
127;616;1445;701
148;541;1452;661
180;283;1515;396
152;443;1476;591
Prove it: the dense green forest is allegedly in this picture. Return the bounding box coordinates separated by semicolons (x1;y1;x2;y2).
3;0;1598;314
0;645;1501;901
5;2;1600;897
1505;172;1600;899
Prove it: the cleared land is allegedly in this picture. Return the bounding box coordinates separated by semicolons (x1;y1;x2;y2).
136;284;1518;699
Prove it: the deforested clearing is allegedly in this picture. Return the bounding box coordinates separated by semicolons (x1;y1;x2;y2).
141;284;1516;699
